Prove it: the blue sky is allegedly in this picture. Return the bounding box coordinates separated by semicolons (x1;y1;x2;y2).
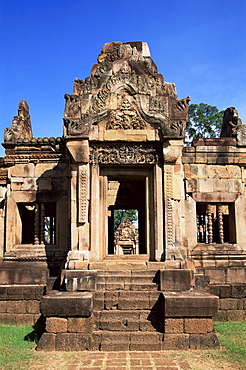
0;0;246;157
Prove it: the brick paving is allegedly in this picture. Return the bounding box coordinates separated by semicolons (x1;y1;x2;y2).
64;351;191;370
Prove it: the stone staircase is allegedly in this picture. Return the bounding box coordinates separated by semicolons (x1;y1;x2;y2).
38;267;220;351
97;269;159;291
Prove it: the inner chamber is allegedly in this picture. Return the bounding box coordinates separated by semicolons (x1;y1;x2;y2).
107;178;146;255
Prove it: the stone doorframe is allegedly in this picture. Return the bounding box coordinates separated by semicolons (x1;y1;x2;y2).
89;164;164;262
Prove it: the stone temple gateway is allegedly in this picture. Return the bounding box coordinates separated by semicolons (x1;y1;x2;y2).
0;42;245;351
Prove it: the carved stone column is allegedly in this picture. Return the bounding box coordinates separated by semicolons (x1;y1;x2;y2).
217;204;224;244
206;204;213;244
34;204;40;245
66;140;90;268
40;204;45;245
163;140;185;262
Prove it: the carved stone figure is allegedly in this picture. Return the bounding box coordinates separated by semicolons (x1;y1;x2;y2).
220;107;242;137
114;218;138;255
4;100;33;142
106;97;146;130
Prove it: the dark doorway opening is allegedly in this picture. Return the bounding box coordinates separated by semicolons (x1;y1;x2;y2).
107;179;146;255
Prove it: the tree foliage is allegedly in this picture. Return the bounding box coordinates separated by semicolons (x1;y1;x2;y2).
114;209;138;230
186;103;224;143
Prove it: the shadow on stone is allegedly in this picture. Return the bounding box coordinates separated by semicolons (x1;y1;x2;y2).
152;270;160;290
24;315;46;343
147;293;164;332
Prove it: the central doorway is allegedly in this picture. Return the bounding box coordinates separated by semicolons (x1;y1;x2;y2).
107;179;146;255
100;166;154;260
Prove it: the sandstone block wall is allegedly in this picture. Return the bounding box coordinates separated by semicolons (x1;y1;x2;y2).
0;285;44;325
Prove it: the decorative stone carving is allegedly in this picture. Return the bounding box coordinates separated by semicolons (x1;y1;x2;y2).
78;166;88;223
63;110;108;137
220;107;242;137
89;143;163;165
64;94;80;118
106;98;146;130
165;199;174;248
4;100;33;142
63;42;189;140
169;96;190;120
114;219;138;255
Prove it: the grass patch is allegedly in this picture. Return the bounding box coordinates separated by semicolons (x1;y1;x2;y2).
214;321;246;369
0;324;36;370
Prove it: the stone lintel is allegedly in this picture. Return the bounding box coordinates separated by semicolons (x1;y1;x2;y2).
104;129;155;141
192;138;237;147
192;192;239;203
66;140;89;163
41;292;93;317
159;269;193;291
163;292;219;317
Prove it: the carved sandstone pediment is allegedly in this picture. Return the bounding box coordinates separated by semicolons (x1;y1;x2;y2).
63;42;189;140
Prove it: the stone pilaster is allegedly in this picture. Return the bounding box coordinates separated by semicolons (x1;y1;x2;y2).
163;140;186;261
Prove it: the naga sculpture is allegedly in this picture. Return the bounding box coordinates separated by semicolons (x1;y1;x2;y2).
4;100;33;142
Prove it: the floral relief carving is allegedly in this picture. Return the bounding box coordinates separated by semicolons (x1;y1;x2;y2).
90;143;163;165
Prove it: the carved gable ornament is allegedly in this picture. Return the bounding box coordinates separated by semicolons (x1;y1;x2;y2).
63;42;190;140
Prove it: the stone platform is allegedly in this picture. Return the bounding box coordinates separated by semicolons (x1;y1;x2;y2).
37;268;219;351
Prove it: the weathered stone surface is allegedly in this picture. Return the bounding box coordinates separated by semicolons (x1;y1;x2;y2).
93;291;104;311
227;268;246;284
46;317;67;333
15;314;35;326
26;300;40;314
66;140;89;162
130;332;162;351
162;334;189;350
163;292;219;317
231;284;246;298
184;318;213;334
204;268;226;284
6;300;26;314
118;291;150;310
101;331;129;351
104;291;119;310
189;333;220;349
165;318;184;333
65;270;97;291
36;333;56;351
0;266;48;285
220;298;238;310
67;316;96;333
0;313;16;325
159;269;192;291
0;301;6;313
41;292;93;317
192;192;239;203
56;333;77;351
193;138;237;146
76;333;91;350
226;310;245;321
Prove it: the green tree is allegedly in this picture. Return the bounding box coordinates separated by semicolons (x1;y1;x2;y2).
114;209;138;230
186;103;224;143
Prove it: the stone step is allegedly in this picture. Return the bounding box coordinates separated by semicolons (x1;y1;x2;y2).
95;291;163;311
38;330;219;351
89;261;182;270
98;310;163;332
97;282;158;291
96;269;159;291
